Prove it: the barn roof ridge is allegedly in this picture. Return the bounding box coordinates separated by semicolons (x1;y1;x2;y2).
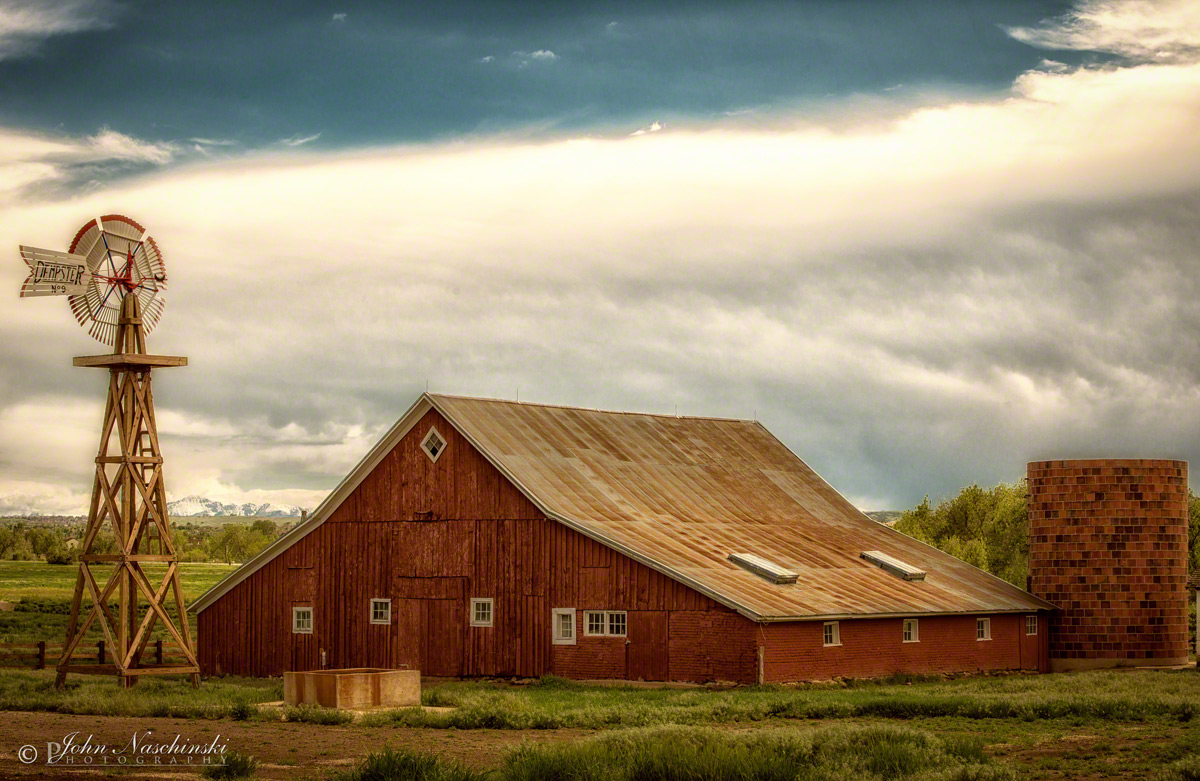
426;392;758;424
192;392;1054;618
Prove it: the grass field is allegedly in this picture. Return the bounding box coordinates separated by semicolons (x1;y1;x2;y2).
0;560;239;644
0;668;1197;779
0;560;238;603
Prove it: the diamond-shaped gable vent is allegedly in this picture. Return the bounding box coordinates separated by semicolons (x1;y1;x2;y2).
421;427;446;462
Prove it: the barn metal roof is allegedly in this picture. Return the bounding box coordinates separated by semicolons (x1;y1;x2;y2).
192;393;1053;619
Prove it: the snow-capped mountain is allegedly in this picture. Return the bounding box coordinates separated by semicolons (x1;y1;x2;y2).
167;495;305;517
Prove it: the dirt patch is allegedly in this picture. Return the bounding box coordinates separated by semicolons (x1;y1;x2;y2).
0;711;594;779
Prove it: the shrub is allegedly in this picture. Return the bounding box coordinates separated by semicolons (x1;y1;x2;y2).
283;704;354;725
230;701;256;721
1162;754;1200;781
327;747;485;781
201;750;258;780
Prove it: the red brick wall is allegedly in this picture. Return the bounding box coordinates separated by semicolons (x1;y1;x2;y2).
553;621;629;680
669;611;758;684
762;613;1042;682
1028;459;1189;666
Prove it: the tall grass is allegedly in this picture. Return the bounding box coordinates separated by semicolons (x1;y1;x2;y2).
326;747;485;781
0;670;281;718
1;667;1197;728
329;725;1011;781
358;669;1200;730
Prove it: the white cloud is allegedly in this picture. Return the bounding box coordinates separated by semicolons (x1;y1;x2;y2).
512;49;557;67
478;54;494;64
0;0;113;60
85;127;175;164
331;12;346;23
280;132;321;147
630;120;664;136
0;125;176;203
1;0;1198;512
1007;0;1200;61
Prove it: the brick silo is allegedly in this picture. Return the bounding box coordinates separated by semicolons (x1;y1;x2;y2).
1027;459;1190;671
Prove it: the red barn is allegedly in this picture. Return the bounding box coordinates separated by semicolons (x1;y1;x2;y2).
192;394;1051;682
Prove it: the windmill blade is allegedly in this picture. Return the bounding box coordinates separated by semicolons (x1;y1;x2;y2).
27;215;169;346
18;246;93;297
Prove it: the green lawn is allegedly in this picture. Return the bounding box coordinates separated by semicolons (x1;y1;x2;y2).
0;560;239;644
0;559;238;603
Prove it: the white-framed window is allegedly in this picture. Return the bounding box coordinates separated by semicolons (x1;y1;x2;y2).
1026;615;1038;635
902;618;919;643
581;610;627;637
471;598;494;627
823;621;841;647
292;606;313;634
370;598;391;625
421;427;447;463
976;617;991;641
552;608;576;645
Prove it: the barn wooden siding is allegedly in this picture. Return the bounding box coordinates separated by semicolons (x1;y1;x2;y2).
198;409;758;682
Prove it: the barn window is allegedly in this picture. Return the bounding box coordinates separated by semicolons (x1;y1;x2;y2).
902;618;919;643
823;621;841;647
292;606;313;634
552;608;576;645
606;611;627;637
471;598;494;627
370;598;391;625
421;427;447;463
977;617;991;641
1026;615;1038;635
584;611;606;636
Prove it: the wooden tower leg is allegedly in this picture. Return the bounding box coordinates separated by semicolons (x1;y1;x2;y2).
57;293;199;687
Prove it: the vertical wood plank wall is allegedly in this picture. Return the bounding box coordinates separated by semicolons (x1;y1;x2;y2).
197;409;757;682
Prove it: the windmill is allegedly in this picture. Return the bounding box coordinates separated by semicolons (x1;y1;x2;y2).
20;215;199;687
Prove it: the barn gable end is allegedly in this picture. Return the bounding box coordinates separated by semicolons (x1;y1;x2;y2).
197;407;758;680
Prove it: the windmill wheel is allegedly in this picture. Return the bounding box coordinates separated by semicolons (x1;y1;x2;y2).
67;215;167;346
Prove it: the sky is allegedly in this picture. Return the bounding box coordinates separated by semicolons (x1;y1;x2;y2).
0;0;1197;515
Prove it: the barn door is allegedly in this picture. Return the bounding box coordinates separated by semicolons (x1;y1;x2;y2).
393;598;421;672
626;611;669;681
422;599;464;677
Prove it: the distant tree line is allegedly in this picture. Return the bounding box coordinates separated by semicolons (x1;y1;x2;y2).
0;519;293;565
895;481;1200;587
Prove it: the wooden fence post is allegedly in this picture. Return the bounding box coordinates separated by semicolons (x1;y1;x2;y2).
97;640;105;665
155;640;163;665
36;641;46;670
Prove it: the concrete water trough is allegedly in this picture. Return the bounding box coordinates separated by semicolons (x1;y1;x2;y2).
283;668;421;710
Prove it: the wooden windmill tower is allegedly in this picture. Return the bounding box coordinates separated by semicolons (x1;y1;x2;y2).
20;215;199;687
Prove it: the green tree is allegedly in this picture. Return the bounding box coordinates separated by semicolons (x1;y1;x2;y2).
1188;490;1199;576
895;480;1029;587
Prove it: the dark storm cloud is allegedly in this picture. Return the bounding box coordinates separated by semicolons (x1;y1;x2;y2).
1;0;1198;514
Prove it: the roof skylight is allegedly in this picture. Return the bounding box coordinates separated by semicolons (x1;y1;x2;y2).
728;552;798;584
860;550;926;581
